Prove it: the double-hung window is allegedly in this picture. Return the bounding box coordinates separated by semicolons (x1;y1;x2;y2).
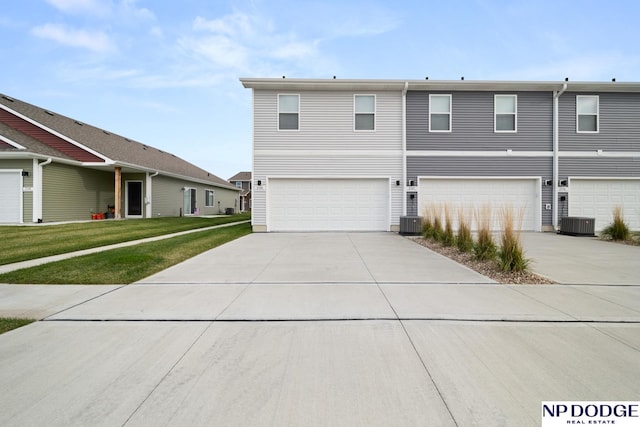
495;95;517;132
278;94;299;130
205;190;215;207
576;95;599;133
429;94;451;132
354;95;375;131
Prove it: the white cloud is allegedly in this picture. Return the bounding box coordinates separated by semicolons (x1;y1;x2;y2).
45;0;112;16
31;23;116;52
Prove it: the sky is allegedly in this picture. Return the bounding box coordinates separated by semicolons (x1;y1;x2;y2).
2;0;639;180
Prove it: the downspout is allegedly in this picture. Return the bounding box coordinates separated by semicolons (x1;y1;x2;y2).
146;171;159;218
34;158;52;222
552;83;568;230
402;81;409;217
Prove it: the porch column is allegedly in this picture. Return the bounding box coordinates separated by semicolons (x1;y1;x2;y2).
114;166;122;219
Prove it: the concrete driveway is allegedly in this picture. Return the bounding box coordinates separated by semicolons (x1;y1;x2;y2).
1;232;639;427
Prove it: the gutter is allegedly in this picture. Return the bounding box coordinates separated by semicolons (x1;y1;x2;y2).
402;82;408;216
552;82;568;230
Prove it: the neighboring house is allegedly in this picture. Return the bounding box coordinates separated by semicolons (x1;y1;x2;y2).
228;171;252;212
241;78;640;232
0;93;240;223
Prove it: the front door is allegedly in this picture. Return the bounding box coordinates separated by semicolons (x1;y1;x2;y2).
183;188;196;215
126;181;143;218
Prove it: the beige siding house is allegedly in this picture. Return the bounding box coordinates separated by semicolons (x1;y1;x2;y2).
0;93;240;223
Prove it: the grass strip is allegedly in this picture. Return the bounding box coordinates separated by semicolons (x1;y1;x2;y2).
0;223;251;284
0;318;35;334
0;214;250;266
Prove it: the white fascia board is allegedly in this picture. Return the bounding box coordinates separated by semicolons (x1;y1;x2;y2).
418;175;542;181
0;103;113;163
240;78;640;93
407;150;553;157
0;134;26;149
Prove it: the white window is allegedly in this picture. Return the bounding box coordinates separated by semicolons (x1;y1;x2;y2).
429;94;451;132
235;181;242;188
205;189;215;207
354;95;375;131
577;95;599;133
495;94;517;132
278;94;299;130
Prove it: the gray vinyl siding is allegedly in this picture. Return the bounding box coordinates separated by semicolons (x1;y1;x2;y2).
559;92;640;151
42;162;114;222
559;157;640;178
151;175;239;217
407;91;553;151
407;156;553;225
0;159;33;222
253;89;404;228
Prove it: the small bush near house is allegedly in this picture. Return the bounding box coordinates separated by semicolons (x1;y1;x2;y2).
497;206;529;273
441;203;455;246
601;206;631;241
474;205;497;261
456;207;474;253
431;204;444;241
422;206;433;238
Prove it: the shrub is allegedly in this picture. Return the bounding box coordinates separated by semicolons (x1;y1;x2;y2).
441;203;455;246
474;205;497;261
497;206;529;272
431;204;444;241
456;207;474;253
601;206;630;241
422;206;433;238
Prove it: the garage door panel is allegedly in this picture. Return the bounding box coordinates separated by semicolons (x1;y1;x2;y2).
419;178;539;231
0;171;22;223
569;179;640;231
269;178;389;231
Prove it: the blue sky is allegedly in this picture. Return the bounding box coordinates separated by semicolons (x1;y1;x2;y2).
2;0;639;180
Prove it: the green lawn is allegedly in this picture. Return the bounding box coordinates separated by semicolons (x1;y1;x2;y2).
0;222;251;284
0;213;250;266
0;318;35;334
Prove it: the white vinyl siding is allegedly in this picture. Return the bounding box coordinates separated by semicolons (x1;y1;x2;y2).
576;95;599;133
429;94;451;132
354;95;375;131
495;94;517;132
252;90;404;230
278;94;299;130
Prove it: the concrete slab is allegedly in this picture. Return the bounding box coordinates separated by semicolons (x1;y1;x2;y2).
139;232;494;285
125;321;455;427
217;284;395;320
380;284;573;320
353;233;495;283
520;232;640;285
48;284;248;320
0;321;209;427
404;321;640;427
511;285;640;321
0;284;121;319
571;284;640;314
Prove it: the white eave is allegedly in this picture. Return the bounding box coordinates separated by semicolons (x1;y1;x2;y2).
240;78;640;93
0;134;26;149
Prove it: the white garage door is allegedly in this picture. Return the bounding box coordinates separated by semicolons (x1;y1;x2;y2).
418;177;540;231
0;170;22;223
569;178;640;231
268;178;389;231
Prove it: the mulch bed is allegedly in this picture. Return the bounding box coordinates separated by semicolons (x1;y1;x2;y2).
410;237;556;285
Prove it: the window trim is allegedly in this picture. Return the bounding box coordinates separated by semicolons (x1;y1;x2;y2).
277;93;300;131
429;94;452;133
494;94;518;133
204;189;215;207
576;95;599;134
353;94;376;132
